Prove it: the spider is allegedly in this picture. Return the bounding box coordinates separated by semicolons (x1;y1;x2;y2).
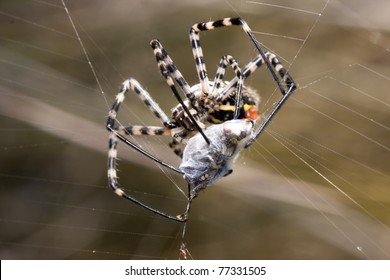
106;17;296;223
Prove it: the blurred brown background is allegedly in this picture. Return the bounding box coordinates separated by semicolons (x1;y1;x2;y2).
0;0;389;259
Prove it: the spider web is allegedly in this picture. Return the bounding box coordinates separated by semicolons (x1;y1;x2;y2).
0;0;389;259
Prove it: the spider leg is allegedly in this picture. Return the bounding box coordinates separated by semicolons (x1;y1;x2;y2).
107;132;186;222
191;17;297;144
117;125;170;136
190;17;296;101
150;39;197;106
210;55;244;119
106;78;183;170
151;39;211;145
243;52;295;86
169;137;183;158
108;78;177;129
245;84;295;148
211;55;238;95
217;52;296;101
106;79;189;222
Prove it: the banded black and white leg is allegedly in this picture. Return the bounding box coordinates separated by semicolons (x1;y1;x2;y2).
150;39;210;146
217;52;296;102
209;55;244;119
106;79;187;222
211;55;242;95
108;78;177;133
189;17;296;100
150;39;196;105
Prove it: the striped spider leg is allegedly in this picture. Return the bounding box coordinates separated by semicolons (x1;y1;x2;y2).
107;79;186;222
189;17;296;103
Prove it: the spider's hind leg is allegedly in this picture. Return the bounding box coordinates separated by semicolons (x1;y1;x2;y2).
106;78;190;222
107;131;186;222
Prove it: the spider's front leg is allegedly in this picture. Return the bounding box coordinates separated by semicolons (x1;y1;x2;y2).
189;18;252;99
189;17;296;99
150;39;197;106
217;52;297;102
150;39;211;146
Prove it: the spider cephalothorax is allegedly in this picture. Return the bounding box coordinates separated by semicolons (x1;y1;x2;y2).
167;79;261;155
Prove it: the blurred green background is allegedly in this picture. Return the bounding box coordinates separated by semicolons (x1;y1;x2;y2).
0;0;389;259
